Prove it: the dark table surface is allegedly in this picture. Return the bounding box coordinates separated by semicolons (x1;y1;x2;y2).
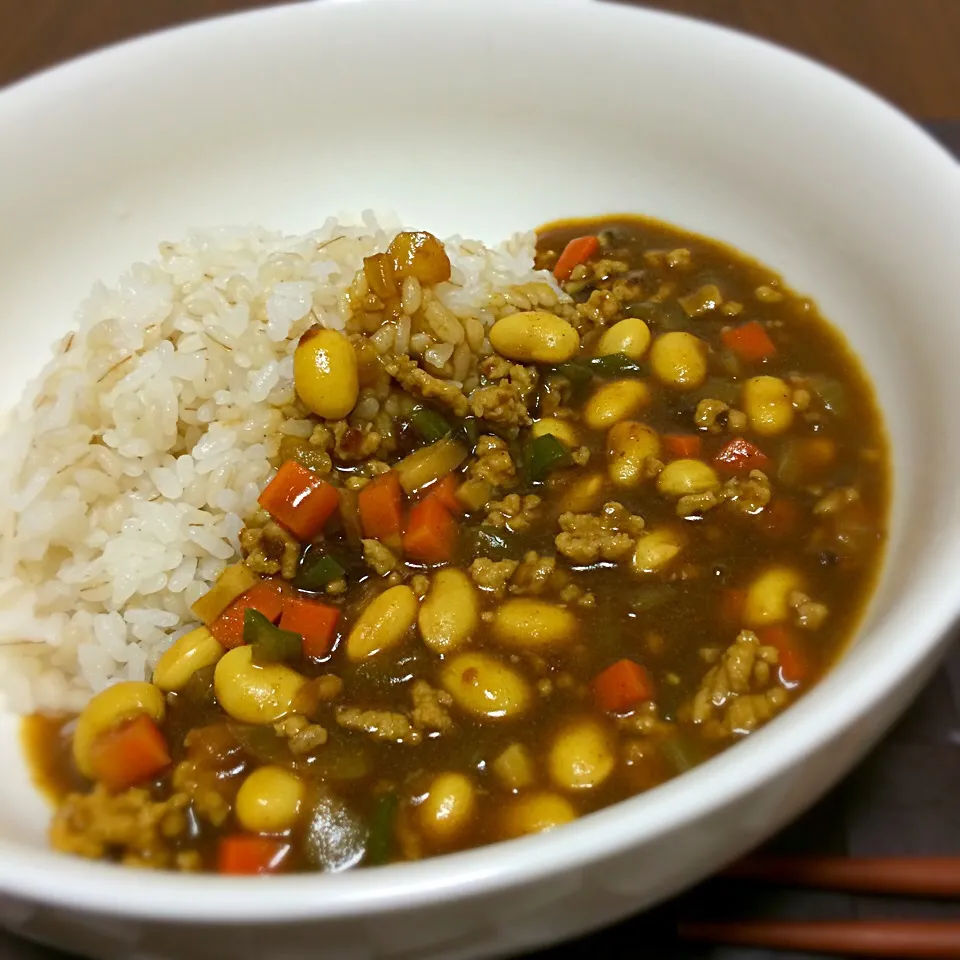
2;0;960;119
1;4;959;959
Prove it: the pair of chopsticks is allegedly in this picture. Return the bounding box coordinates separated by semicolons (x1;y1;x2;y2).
677;857;960;958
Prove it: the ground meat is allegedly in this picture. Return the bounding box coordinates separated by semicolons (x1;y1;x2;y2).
722;470;772;515
470;357;535;428
616;701;674;738
789;590;829;630
241;520;300;579
329;420;382;462
469;557;519;595
555;502;645;564
510;551;556;594
171;724;244;827
727;409;748;432
274;715;329;755
242;506;272;528
486;494;542;533
557;582;596;607
575;288;622;327
694;398;729;433
479;356;537;397
592;258;629;279
676;491;720;518
336;707;422;745
409;573;431;599
362;538;399;576
171;762;231;828
467;435;516;488
722;689;789;734
814;486;859;515
280;431;333;476
309;422;333;449
537;376;572;417
469;383;531;428
690;630;787;736
50;785;190;868
386;355;469;417
324;578;347;596
410;680;454;733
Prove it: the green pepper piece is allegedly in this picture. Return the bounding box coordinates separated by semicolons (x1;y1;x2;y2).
524;433;572;483
586;353;645;378
554;359;594;386
465;524;524;561
295;548;346;591
181;664;217;706
697;376;741;406
365;791;399;866
623;301;656;320
624;300;685;330
808;375;847;417
453;416;480;448
244;609;302;665
410;406;451;444
555;353;644;385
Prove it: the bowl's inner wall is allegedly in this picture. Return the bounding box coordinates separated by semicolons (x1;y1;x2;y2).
0;0;956;861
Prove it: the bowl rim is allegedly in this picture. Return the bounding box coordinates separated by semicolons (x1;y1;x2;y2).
1;0;959;923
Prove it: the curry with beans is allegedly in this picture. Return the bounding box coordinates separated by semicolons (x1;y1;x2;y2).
26;216;888;873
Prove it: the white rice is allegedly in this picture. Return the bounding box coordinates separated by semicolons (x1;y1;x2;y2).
0;212;555;713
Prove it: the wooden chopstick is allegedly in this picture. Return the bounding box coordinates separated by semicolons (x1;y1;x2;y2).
725;856;960;898
677;919;960;958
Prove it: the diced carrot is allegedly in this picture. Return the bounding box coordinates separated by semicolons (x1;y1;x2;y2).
403;496;457;564
358;470;404;544
713;437;772;476
217;836;290;876
88;715;171;792
759;624;808;686
755;498;800;539
279;597;340;660
553;235;600;281
424;473;462;514
721;321;777;363
662;434;702;459
258;460;340;541
210;581;287;649
592;659;655;713
720;588;746;627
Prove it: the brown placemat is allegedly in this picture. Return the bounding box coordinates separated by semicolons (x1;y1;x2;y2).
1;120;957;960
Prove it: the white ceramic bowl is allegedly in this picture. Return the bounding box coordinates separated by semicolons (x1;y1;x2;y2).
1;1;959;957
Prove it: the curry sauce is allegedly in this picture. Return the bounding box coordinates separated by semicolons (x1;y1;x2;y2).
24;216;888;873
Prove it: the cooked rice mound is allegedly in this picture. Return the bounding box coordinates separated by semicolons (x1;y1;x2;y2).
0;213;560;712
